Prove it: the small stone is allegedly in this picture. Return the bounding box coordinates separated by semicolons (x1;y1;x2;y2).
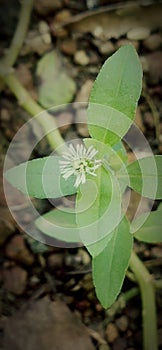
143;34;162;51
74;50;89;66
60;39;77;56
105;323;119;343
56;112;73;134
54;9;71;23
151;246;162;258
3;266;27;295
47;253;64;268
127;27;150;41
75;80;93;104
113;337;127;350
99;41;115;55
93;26;104;40
116;39;139;51
0;108;10;122
5;235;34;265
99;344;111;350
115;315;129;332
75;109;89;137
34;0;62;15
38;21;49;35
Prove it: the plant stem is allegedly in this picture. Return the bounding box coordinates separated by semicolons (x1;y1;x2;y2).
1;72;65;152
129;250;158;350
5;0;34;67
0;0;34;91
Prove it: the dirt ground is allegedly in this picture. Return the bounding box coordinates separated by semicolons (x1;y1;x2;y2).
0;1;162;349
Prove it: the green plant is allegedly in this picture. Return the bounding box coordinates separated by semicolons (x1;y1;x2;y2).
4;44;162;350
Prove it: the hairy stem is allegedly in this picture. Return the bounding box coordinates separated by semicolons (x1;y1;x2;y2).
1;72;65;152
129;250;158;350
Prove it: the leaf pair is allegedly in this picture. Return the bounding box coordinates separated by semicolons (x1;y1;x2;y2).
4;44;162;309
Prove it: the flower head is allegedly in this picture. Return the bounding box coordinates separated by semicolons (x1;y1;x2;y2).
59;144;102;188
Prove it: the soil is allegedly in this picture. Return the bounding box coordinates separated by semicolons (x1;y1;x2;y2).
0;1;162;350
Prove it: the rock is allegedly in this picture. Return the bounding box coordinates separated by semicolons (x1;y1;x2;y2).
113;337;127;350
38;21;51;45
116;39;139;51
60;39;77;56
115;315;128;332
74;50;90;66
75;109;89;137
47;253;64;267
3;298;95;350
143;33;162;51
142;51;162;84
105;323;119;343
2;266;27;295
98;41;115;55
21;29;52;56
34;0;62;15
99;345;111;350
127;27;150;40
75;80;93;104
92;26;105;40
56;112;73;134
151;246;162;258
5;235;34;265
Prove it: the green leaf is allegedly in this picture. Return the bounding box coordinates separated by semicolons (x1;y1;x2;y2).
5;156;76;199
76;139;123;256
133;208;162;243
88;44;142;146
92;217;133;309
36;51;76;108
125;155;162;199
35;207;81;243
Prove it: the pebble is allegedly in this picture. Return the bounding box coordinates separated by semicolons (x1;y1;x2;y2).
151;246;162;258
74;50;90;66
75;108;89;137
93;26;105;40
143;34;162;51
5;235;34;265
98;41;115;55
34;0;62;15
112;337;127;350
105;323;119;343
3;266;27;295
127;27;150;41
115;315;129;332
47;253;64;268
99;344;111;350
116;39;139;51
75;79;93;104
60;39;77;56
56;112;73;134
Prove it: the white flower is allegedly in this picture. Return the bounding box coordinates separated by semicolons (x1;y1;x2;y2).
59;144;102;188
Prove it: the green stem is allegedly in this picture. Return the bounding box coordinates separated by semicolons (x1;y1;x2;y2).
1;72;65;152
5;0;34;67
129;250;158;350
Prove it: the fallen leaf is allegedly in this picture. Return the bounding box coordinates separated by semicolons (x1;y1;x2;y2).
36;50;76;108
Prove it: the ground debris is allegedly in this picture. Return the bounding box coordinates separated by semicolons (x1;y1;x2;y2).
3;297;95;350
